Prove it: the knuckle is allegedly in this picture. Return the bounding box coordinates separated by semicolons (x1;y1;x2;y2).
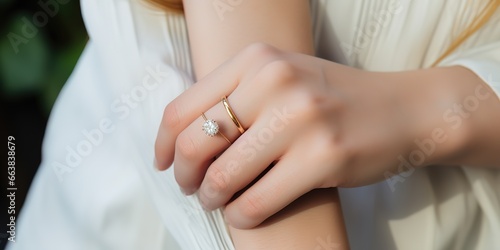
175;133;199;160
236;43;281;81
162;102;181;129
205;165;231;195
238;190;266;221
292;90;324;121
261;60;298;86
242;42;279;59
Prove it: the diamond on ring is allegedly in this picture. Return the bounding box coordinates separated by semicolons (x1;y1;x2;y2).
202;119;219;137
201;112;230;143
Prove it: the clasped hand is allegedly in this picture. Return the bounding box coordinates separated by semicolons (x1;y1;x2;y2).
155;43;441;229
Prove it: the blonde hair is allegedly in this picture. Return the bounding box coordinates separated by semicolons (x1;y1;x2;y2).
432;0;500;66
147;0;183;13
149;0;499;66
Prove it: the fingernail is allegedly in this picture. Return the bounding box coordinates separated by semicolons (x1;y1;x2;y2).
200;199;209;211
181;187;197;196
198;194;211;211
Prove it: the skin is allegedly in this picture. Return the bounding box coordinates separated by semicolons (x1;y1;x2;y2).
170;0;349;249
155;0;500;247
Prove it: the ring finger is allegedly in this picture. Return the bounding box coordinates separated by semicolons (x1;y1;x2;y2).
197;107;295;210
174;94;256;194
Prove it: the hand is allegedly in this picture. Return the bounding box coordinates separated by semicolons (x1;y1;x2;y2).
154;43;449;229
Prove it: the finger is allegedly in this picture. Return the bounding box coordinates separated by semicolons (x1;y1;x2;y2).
155;58;240;170
173;98;246;194
155;44;280;170
223;147;320;229
174;58;296;195
173;79;277;194
196;109;293;210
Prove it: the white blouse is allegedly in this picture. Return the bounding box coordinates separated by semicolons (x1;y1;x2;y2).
10;0;500;249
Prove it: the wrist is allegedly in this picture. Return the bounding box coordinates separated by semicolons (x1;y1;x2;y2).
431;66;500;166
390;67;474;167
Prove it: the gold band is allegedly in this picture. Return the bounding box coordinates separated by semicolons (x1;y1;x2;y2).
201;113;230;143
221;96;245;134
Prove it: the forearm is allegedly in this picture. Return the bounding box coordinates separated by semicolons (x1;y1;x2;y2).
183;0;314;78
229;188;349;250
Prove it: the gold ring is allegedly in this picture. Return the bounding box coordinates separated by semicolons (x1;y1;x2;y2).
201;113;230;143
221;96;245;134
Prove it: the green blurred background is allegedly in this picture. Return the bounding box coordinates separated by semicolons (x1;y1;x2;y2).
1;0;87;248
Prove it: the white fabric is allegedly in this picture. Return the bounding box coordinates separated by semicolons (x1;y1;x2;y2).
9;0;500;249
